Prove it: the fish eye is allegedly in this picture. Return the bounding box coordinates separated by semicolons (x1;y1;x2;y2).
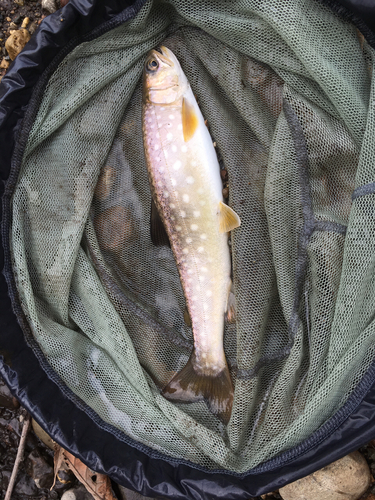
147;59;159;72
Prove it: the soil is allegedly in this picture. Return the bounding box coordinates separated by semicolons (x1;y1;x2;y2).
0;0;65;82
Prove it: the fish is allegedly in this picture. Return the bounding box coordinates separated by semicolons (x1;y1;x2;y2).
142;46;241;423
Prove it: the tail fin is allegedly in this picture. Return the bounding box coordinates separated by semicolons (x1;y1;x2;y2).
162;353;233;424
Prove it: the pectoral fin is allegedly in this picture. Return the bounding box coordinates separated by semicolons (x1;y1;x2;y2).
182;98;199;142
150;198;170;247
218;201;241;233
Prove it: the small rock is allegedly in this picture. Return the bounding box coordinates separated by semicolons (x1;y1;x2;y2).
279;451;371;500
220;169;228;181
14;472;39;496
94;206;136;252
61;484;95;500
222;187;229;199
94;165;116;200
15;0;25;5
32;419;55;449
0;470;11;491
5;17;11;22
117;484;159;500
41;0;57;13
27;21;38;34
5;28;31;60
0;377;19;409
21;16;30;28
25;449;54;489
9;22;17;29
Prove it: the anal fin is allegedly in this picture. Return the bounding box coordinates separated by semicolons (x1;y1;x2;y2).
150;198;170;247
218;201;241;233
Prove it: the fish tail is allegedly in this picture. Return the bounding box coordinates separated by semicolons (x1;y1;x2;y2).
162;353;233;424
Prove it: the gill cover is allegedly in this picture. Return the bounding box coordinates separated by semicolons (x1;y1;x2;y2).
143;46;189;104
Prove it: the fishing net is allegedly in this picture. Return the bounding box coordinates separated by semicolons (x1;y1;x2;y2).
7;0;375;473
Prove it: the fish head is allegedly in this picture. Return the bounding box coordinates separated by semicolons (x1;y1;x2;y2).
143;46;188;105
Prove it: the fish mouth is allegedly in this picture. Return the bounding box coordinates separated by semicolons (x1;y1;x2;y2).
149;84;179;91
152;46;173;67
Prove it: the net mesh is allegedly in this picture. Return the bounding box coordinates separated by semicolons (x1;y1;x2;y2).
8;0;375;472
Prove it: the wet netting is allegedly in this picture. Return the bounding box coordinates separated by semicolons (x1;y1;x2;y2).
7;0;375;472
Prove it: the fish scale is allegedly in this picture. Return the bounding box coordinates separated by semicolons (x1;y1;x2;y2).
142;46;240;422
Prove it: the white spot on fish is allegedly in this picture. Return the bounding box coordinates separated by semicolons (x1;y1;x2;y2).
187;278;193;283
157;181;163;187
190;224;198;231
171;179;176;186
201;267;207;273
186;237;192;243
167;133;173;140
157;115;161;120
183;248;189;254
173;160;181;170
199;200;206;206
181;145;187;153
180;210;186;218
169;114;174;120
203;304;209;311
186;176;195;184
170;216;175;221
187;269;193;274
161;107;165;111
183;194;189;203
206;290;212;297
192;296;197;301
191;161;197;166
147;117;152;123
200;234;207;240
172;145;177;152
164;150;168;158
170;203;175;208
164;191;169;198
198;246;204;253
159;166;165;173
193;211;201;218
198;188;204;195
178;124;182;130
176;225;182;231
154;144;160;150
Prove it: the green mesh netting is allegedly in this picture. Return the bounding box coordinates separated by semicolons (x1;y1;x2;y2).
8;0;375;472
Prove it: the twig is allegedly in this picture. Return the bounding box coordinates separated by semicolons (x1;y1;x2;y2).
5;412;31;500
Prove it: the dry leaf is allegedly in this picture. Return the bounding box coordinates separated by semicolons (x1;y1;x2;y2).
52;444;116;500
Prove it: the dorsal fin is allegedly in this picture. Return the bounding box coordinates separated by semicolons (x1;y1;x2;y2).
182;97;199;142
218;201;241;233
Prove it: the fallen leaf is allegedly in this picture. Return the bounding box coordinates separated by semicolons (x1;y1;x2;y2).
52;444;116;500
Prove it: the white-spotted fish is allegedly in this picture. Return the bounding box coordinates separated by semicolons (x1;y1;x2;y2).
142;46;241;423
